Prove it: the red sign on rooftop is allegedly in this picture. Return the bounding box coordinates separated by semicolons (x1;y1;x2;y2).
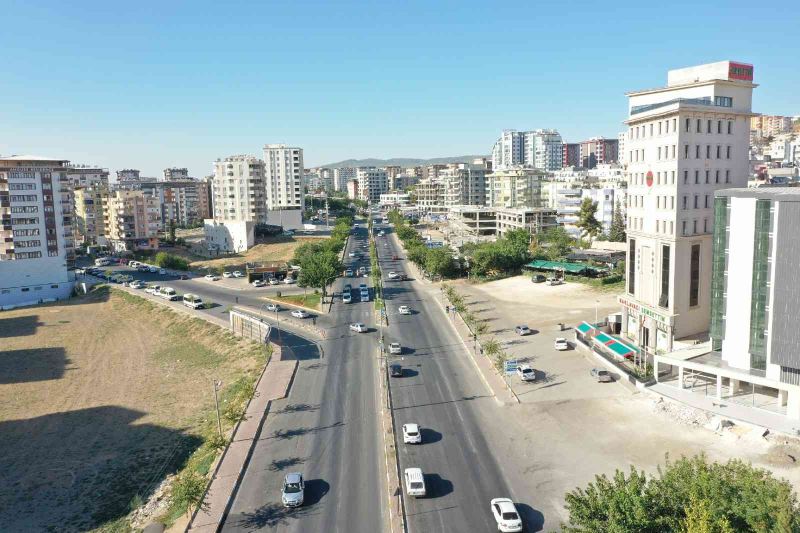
728;62;754;81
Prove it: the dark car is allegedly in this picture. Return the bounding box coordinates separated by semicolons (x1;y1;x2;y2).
531;274;546;283
179;274;189;280
390;364;403;377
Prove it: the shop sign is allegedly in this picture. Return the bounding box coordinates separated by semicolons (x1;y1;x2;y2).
617;296;672;326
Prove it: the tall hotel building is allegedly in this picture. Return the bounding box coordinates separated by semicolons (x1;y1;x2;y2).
263;144;304;211
619;61;755;354
0;156;75;308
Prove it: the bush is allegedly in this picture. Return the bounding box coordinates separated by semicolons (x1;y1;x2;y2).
600;274;623;285
170;471;208;515
155;252;189;271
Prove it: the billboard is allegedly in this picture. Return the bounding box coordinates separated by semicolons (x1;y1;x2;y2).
728;62;753;82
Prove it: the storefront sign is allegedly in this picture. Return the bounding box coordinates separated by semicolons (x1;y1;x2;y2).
728;62;754;81
617;296;672;326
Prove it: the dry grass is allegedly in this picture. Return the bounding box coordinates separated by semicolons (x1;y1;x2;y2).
0;287;268;531
171;236;325;271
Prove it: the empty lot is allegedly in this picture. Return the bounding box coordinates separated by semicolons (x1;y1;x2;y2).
0;287;267;531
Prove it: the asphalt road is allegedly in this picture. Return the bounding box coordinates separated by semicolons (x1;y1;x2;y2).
219;224;386;532
376;223;525;533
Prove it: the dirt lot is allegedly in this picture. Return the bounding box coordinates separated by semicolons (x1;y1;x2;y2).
171;236;325;271
0;288;267;531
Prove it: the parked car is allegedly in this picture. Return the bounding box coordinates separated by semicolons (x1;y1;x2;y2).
554;337;569;351
349;251;356;258
182;293;204;309
204;274;219;281
129;280;145;289
148;266;158;273
517;365;536;382
222;271;233;278
358;266;366;275
531;274;546;283
349;322;367;333
514;325;532;336
591;368;613;382
145;284;161;294
389;342;402;354
547;277;563;286
490;498;523;533
281;472;305;508
265;303;280;312
402;423;422;444
398;305;411;315
283;277;296;285
390;364;403;377
252;279;266;287
232;271;244;278
345;268;354;277
291;309;309;318
158;287;179;301
269;277;280;285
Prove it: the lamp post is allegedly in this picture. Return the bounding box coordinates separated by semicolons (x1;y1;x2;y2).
595;299;599;325
213;379;223;437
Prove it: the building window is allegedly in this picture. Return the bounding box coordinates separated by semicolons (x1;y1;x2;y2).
727;121;733;134
726;146;731;159
683;196;688;209
710;197;730;350
659;244;670;308
682;220;687;236
715;170;720;183
716;145;721;159
693;219;698;234
684;145;689;159
685;118;691;132
703;218;708;233
689;244;700;307
748;199;771;371
696;119;702;132
695;170;699;184
705;195;709;208
706;145;711;159
683;170;688;184
717;120;722;134
694;195;698;208
695;145;700;158
705;170;709;184
628;239;636;295
725;170;730;183
707;119;712;133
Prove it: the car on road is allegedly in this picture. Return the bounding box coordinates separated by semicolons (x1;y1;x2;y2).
389;342;402;354
359;283;368;291
252;279;267;287
283;277;296;284
342;292;352;304
387;271;399;280
531;274;546;283
158;287;179;301
398;305;411;315
349;251;356;258
145;284;161;294
129;280;145;289
159;269;167;275
554;337;569;350
291;309;309;319
232;270;244;278
490;498;523;532
590;368;613;382
265;303;281;312
183;293;204;309
547;277;563;286
514;325;532;336
345;268;353;277
205;274;219;281
392;254;399;260
517;365;536;382
281;472;304;508
404;468;426;497
402;423;422;444
269;277;280;285
358;266;366;275
349;322;367;333
390;364;403;377
378;231;385;236
148;266;159;273
222;271;233;278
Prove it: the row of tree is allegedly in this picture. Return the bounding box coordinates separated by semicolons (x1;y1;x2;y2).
291;216;351;301
388;210;458;279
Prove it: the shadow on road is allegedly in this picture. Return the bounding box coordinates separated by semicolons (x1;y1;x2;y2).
270;420;345;441
516;503;545;532
268;456;306;472
303;478;330;506
424;473;453;498
277;403;319;414
269;329;321;360
420;427;442;444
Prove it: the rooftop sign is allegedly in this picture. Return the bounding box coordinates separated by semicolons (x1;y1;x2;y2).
728;62;753;82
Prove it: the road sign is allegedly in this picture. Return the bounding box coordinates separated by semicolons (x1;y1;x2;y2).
504;360;518;375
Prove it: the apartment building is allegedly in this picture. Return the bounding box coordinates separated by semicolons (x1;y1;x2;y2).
65;166;109;189
486;167;547;209
379;192;411;207
562;143;580;168
355;167;388;203
491;129;563;171
388;173;418;192
163;167;189;180
441;163;488;207
751;115;793;137
619;60;755;355
346;179;358;200
134;179;210;228
0;156;75;308
415;179;445;214
263;144;304;211
333;167;356;192
104;190;161;252
212;155;266;222
579;137;619;169
73;187;107;246
116;169;141;183
618;132;627;165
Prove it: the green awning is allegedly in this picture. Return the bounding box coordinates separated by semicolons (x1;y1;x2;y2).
608;342;635;357
524;259;609;274
576;322;595;334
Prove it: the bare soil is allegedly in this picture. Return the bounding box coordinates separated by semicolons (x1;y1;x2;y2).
0;288;266;532
170;236;325;271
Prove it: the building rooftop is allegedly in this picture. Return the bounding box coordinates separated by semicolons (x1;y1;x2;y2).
0;154;69;163
717;187;800;200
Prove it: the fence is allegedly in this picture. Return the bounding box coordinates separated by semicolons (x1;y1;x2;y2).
230;308;272;344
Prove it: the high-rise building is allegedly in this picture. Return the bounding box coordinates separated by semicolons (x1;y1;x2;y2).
104;190;161;252
73;187;107;246
750;115;793;137
579;137;619;169
562;143;580;168
491;129;563;171
486;168;547;208
163;167;190;180
619;60;756;355
0;156;75;308
65;166;109;189
441;163;489;207
617;132;627;166
263;144;304;211
116;169;141;183
333;167;356;192
355;167;388;203
212;155;266;222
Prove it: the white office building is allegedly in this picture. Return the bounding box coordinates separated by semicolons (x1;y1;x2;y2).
0;156;75;309
263;144;304;211
619;60;756;355
355;167;388;203
212;155;266;222
491;129;563;171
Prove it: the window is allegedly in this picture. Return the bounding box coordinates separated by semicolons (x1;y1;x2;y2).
671;145;675;159
682;220;687;236
658;122;662;135
673;118;677;131
628;239;636;295
696;145;700;158
695;170;699;184
659;245;670;308
685;118;691;132
683;196;688;209
683;170;689;184
703;218;708;233
707;119;712;133
705;170;709;184
696;119;701;132
716;145;721;159
690;244;701;306
658;147;662;160
693;220;698;234
706;145;711;159
694;195;698;208
684;145;689;159
725;170;730;183
727;121;732;134
726;146;731;159
649;124;653;136
705;195;709;208
715;170;720;183
717;120;722;134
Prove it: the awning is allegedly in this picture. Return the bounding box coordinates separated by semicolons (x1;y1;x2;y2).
593;334;638;359
524;259;609;275
576;321;596;334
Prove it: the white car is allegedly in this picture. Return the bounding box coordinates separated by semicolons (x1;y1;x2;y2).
269;278;280;285
349;251;356;258
554;337;569;351
402;423;422;444
291;309;309;318
149;266;158;273
387;271;398;280
145;284;161;294
283;277;296;285
265;303;281;312
222;271;233;278
159;269;166;275
232;270;244;278
350;323;367;333
389;342;402;355
252;279;266;287
205;274;219;281
491;498;523;533
342;292;352;304
398;305;411;315
129;280;145;289
517;365;536;382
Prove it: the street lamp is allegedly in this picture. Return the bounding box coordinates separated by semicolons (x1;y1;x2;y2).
595;299;600;325
212;379;223;437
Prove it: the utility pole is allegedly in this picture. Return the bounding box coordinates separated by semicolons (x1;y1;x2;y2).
213;379;223;437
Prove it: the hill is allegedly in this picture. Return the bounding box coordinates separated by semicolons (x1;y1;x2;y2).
319;155;488;168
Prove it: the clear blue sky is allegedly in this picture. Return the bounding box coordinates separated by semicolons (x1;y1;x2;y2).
0;0;796;176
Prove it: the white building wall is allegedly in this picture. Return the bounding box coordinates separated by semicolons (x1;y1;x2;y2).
203;219;254;254
263;144;304;211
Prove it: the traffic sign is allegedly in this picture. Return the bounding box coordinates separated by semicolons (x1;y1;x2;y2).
504;360;518;375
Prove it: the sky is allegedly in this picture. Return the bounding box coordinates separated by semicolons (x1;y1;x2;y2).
0;0;797;177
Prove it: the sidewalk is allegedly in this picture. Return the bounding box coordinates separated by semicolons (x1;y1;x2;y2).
187;355;298;532
648;382;800;436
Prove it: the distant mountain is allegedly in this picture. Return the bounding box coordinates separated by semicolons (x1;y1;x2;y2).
318;155;489;168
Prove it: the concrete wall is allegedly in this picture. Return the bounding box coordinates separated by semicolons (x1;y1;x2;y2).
264;209;303;230
0;257;73;309
203;220;254;254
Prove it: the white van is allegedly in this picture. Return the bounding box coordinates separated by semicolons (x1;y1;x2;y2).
95;258;112;267
182;293;204;309
158;287;179;301
404;468;426;498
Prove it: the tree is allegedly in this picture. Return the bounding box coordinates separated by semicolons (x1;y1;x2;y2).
562;454;800;533
297;250;343;302
168;220;176;243
424;247;455;278
608;200;627;242
576;197;602;241
539;226;574;261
